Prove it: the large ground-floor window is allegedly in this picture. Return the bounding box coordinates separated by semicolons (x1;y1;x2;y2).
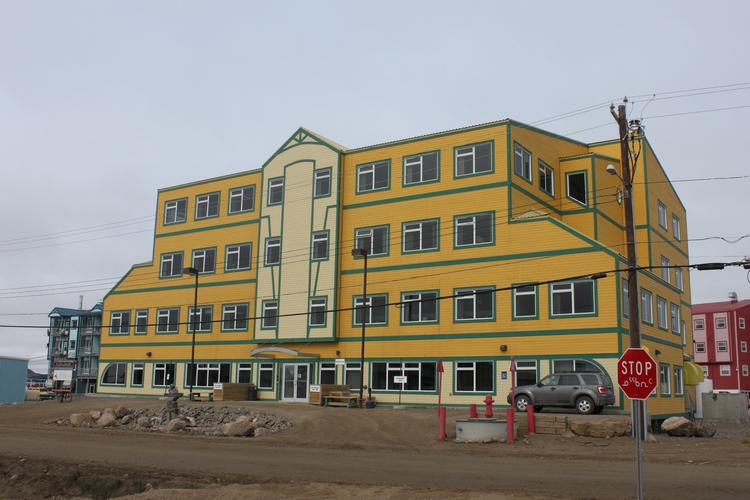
514;360;537;386
455;361;493;392
187;362;230;387
371;361;436;391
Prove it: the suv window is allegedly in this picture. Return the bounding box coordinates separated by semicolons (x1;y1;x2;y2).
580;374;600;385
559;374;580;385
540;375;560;386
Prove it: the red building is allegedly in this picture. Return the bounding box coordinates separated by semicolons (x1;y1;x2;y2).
692;294;750;397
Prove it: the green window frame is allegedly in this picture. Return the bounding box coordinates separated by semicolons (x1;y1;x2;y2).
356;160;390;193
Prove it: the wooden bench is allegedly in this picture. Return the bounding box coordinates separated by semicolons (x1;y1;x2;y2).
323;391;359;408
190;392;213;402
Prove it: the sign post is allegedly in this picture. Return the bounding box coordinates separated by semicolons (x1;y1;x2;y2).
617;348;657;500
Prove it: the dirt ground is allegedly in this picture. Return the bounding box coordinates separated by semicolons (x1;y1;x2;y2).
1;397;750;500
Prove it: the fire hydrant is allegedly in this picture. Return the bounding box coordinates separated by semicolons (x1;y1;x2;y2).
483;394;494;418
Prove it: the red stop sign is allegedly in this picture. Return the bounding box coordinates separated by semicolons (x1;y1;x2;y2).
617;348;657;400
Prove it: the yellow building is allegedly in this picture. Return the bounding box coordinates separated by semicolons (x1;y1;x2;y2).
101;120;695;420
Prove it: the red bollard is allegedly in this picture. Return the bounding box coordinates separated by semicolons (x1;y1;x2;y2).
506;408;515;443
469;404;477;419
527;405;535;434
483;394;495;418
438;407;446;441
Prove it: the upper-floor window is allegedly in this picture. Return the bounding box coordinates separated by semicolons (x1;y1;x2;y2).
657;297;668;329
354;295;388;325
164;199;187;224
658;201;668;229
222;304;248;330
357;161;389;192
660;364;671;395
309;298;327;326
268;178;284;205
670;304;680;333
566;172;587;205
740;318;746;329
192;248;216;273
514;144;532;182
225;243;251;271
188;306;213;332
156;308;179;333
455;213;493;247
110;311;130;335
695;342;705;353
551;281;594;316
311;232;328;260
538;161;554;196
229;186;255;213
622;279;630;317
694;319;704;329
641;289;653;324
741;341;747;352
402;291;438;323
716;317;726;328
513;285;537;318
672;214;681;240
661;256;670;283
455;142;492;177
403;220;438;253
455;287;494;321
314;169;331;197
265;238;281;266
135;310;148;335
717;341;728;352
404;151;438;185
356;226;388;256
195;193;219;219
674;366;683;396
160;252;183;277
675;267;684;292
262;301;278;329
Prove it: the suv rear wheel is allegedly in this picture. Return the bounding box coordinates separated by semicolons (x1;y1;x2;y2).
576;395;595;414
514;394;531;412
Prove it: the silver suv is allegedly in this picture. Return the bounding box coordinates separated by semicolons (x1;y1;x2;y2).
507;372;615;414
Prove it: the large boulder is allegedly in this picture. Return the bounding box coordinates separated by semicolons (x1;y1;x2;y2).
136;416;152;428
115;406;129;418
661;417;696;437
568;418;631;438
695;419;717;437
102;407;116;417
89;410;101;420
70;413;95;426
221;420;260;437
167;419;188;433
96;413;117;428
121;415;133;425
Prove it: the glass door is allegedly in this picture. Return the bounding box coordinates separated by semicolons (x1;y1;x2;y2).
282;364;309;402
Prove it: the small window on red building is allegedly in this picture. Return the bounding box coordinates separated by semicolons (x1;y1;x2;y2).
695;342;705;353
740;318;746;329
694;319;704;330
717;341;728;352
716;318;726;329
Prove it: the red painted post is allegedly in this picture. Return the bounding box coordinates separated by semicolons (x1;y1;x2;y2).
506;408;515;443
438;407;446;442
527;405;535;434
469;404;477;419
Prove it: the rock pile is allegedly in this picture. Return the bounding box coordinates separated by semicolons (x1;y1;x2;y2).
49;405;295;437
661;417;716;437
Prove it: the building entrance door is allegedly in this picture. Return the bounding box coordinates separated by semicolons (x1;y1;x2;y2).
282;364;309;402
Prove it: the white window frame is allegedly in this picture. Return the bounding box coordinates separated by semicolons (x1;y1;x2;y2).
110;311;130;335
355;226;388;256
694;319;704;330
268;178;284;205
455;361;494;393
195;192;219;219
455;142;492;177
311;232;328;260
658;201;668;229
135;310;148;335
160;252;183;277
513;285;537;318
551;281;595;316
720;365;731;376
401;292;438;323
131;363;144;386
222;305;248;331
716;317;726;329
262;301;278;329
670;303;680;333
743;365;749;377
641;289;653;324
237;363;253;384
319;362;336;385
188;306;213;332
660;364;671;395
455;213;493;247
538;160;554;196
354;295;387;325
371;361;436;392
514;144;532;181
357;161;389;192
675;267;683;291
229;186;255;213
455;288;494;321
164;199;187;224
345;362;362;392
265;238;281;266
225;244;251;271
156;308;179;333
258;363;274;389
192;248;216;273
309;298;327;326
695;342;705;353
741;341;747;353
314;169;331;197
153;362;175;387
673;366;683;396
403;220;438;252
403;151;439;185
717;341;728;352
661;256;670;283
622;279;629;317
740;318;746;329
672;213;681;240
657;297;668;329
566;172;587;205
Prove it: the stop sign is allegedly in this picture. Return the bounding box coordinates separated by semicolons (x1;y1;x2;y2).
617;348;657;400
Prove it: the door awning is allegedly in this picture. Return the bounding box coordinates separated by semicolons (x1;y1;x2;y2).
683;361;704;385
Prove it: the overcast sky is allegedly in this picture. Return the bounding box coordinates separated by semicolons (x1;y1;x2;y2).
2;1;749;372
